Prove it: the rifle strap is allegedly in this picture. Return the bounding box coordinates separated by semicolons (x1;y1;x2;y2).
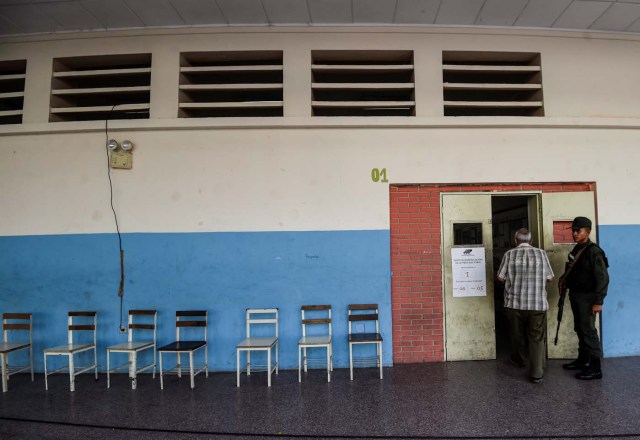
563;242;593;280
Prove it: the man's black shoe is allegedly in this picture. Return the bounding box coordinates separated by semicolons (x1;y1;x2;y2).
530;376;543;384
576;366;603;380
562;359;589;370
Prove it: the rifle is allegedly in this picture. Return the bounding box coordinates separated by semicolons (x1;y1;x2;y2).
554;280;567;346
553;243;591;345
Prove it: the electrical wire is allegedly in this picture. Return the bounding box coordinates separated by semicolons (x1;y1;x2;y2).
105;104;125;331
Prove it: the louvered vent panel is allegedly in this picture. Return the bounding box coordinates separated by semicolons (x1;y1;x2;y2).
312;50;415;117
443;51;544;116
50;54;151;122
0;59;26;125
179;51;283;118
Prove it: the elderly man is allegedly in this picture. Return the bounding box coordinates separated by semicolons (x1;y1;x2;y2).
497;228;554;384
559;216;609;380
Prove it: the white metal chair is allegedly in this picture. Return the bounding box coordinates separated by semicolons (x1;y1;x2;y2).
348;304;383;380
43;311;98;391
157;310;208;390
236;308;278;387
106;309;157;389
298;305;332;382
0;313;34;393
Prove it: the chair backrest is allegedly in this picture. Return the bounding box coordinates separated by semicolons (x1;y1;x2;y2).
348;304;379;335
2;313;32;344
67;311;97;345
301;305;332;338
175;311;207;342
246;308;278;339
128;310;157;344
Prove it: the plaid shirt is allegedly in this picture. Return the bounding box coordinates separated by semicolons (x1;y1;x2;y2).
497;243;554;311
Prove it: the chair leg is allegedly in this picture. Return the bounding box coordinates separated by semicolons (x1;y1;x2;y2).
205;344;209;378
44;353;49;391
189;351;195;390
267;347;272;387
107;350;111;389
327;345;331;383
69;353;75;392
130;351;137;390
152;346;156;379
303;346;308;372
159;352;164;390
378;342;383;380
275;341;279;374
349;343;354;380
1;353;8;393
176;353;181;378
330;343;334;372
247;351;251;376
236;349;240;387
298;345;302;383
30;346;34;382
94;347;98;380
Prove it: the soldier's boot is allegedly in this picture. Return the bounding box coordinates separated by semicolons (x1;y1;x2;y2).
562;354;590;371
576;357;603;380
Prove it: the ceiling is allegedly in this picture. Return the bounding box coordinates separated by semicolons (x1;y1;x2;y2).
1;0;640;37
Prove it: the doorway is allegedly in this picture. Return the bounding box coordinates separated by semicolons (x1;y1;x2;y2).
491;195;535;359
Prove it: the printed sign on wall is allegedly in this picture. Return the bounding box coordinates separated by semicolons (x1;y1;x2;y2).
451;247;487;297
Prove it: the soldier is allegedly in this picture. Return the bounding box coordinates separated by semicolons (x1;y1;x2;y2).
559;216;609;380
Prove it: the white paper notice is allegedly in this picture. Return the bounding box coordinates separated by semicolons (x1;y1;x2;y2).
451;247;487;297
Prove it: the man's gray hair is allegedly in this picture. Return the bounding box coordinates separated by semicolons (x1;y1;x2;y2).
515;228;532;242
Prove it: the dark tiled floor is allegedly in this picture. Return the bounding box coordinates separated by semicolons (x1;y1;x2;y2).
1;357;640;439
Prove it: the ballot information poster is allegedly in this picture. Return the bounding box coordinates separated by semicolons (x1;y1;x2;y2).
451;247;487;297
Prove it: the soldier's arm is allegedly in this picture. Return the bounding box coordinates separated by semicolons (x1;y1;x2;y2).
592;247;610;309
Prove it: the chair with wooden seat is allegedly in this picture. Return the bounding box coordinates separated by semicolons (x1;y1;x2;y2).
43;311;98;391
236;308;278;387
0;313;34;393
157;311;208;390
348;304;383;380
298;305;332;382
106;309;157;389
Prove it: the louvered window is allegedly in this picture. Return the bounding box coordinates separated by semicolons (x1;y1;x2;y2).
0;59;26;125
443;51;544;116
312;50;415;117
50;54;151;122
179;51;283;118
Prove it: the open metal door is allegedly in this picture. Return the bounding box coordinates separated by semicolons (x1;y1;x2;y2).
442;193;495;361
541;191;596;359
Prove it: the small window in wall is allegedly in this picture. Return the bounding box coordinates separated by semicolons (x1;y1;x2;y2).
453;223;483;245
0;59;26;125
443;51;544;117
312;50;415;116
50;54;151;122
553;221;574;244
179;51;283;118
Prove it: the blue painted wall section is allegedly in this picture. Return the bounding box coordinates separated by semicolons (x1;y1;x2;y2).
599;225;640;357
0;230;392;372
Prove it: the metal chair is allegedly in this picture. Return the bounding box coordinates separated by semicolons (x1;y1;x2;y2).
157;311;208;390
0;313;33;393
298;305;332;382
43;311;98;391
106;309;157;389
236;308;278;387
348;304;383;380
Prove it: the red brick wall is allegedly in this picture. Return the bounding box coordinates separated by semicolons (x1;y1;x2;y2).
389;182;594;363
553;221;575;244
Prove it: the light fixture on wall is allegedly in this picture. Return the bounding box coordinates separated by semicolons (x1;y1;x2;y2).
107;139;134;169
107;139;119;151
121;140;134;151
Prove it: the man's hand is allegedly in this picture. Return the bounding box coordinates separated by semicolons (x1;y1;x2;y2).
592;304;603;314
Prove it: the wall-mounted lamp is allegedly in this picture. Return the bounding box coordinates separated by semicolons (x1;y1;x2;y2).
107;139;134;169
